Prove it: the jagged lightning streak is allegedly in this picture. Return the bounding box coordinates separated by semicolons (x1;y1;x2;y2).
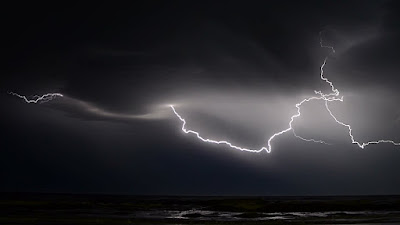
170;95;332;153
8;91;63;103
317;33;400;149
292;130;331;145
324;101;400;148
170;105;266;153
7;33;399;151
170;32;399;152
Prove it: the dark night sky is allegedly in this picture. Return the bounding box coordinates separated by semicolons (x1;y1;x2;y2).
1;1;400;195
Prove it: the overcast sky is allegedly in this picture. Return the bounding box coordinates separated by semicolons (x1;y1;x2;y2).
1;1;400;195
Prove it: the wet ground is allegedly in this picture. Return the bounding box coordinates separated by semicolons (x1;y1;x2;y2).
1;193;400;224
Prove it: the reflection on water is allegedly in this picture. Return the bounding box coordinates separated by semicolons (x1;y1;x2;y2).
133;209;400;222
1;194;400;224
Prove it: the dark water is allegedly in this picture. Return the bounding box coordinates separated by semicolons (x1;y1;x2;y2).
1;193;400;224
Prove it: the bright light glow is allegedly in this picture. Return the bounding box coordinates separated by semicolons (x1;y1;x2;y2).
8;32;399;152
170;32;399;152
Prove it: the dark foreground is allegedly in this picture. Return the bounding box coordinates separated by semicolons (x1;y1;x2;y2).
1;193;400;224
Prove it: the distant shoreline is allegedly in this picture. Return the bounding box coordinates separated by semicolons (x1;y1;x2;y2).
1;193;400;224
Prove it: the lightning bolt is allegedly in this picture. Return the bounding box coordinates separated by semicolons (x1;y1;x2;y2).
170;105;266;153
7;32;399;152
170;31;399;152
317;33;400;149
325;100;400;148
8;91;63;104
170;95;334;153
292;130;331;145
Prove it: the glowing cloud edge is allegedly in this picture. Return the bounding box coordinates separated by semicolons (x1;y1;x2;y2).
7;33;400;152
169;33;399;152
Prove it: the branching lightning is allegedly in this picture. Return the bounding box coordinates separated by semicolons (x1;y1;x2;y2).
170;32;400;152
325;100;400;148
9;91;63;104
8;32;399;152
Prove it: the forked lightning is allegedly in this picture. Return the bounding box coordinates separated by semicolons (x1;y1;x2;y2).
8;92;63;104
8;33;399;152
170;33;399;152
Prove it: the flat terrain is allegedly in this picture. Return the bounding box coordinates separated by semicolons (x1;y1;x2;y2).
1;193;400;224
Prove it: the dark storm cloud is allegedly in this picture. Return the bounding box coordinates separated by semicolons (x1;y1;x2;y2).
4;0;390;113
1;0;400;195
